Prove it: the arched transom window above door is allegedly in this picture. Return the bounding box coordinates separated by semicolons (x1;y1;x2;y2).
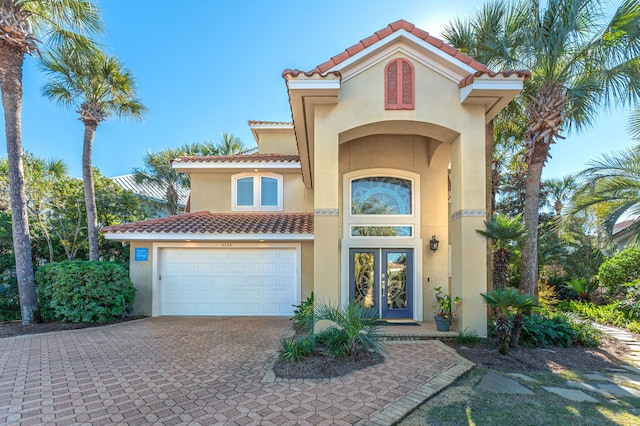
385;58;414;110
350;176;413;215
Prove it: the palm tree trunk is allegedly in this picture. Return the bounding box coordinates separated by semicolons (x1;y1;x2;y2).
82;122;100;261
486;121;494;292
0;45;37;325
521;157;544;299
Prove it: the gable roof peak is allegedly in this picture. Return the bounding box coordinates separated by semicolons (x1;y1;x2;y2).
312;19;490;75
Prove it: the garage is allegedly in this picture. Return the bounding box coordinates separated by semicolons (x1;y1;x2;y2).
158;247;298;316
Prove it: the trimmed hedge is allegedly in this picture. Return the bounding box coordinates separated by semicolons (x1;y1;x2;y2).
36;261;135;323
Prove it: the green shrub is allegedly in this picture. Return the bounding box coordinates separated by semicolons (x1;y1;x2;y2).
519;310;600;348
314;301;385;358
278;335;316;362
36;261;136;323
456;328;482;344
618;280;640;319
560;299;640;335
316;327;351;358
0;274;20;321
291;292;314;332
597;245;640;299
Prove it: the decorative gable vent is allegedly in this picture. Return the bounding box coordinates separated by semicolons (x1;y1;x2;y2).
385;58;414;110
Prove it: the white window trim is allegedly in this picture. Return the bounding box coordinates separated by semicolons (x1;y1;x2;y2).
231;172;283;211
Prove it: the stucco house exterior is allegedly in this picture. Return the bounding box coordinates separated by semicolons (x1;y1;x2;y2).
103;20;527;336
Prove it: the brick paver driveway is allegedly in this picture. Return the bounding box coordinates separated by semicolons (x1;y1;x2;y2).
0;317;471;425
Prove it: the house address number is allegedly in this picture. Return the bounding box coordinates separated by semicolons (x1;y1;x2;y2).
221;243;232;247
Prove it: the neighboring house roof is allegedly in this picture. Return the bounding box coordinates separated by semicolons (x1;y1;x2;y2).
613;219;635;236
102;211;314;235
172;153;299;164
112;174;189;207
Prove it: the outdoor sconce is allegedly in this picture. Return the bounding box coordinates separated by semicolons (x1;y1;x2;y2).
429;235;439;252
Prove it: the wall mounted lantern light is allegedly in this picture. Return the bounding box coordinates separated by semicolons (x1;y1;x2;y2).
429;235;439;252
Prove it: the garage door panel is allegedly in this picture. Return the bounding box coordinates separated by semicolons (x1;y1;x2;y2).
159;247;298;316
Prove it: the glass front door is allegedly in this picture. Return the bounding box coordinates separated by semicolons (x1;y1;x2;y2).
349;248;413;319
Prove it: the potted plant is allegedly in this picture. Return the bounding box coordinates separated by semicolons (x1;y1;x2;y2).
433;286;461;332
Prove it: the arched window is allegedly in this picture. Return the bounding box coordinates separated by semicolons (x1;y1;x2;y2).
385;58;414;110
232;173;283;211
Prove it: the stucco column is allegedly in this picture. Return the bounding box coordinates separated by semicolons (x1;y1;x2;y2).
313;108;341;306
449;119;488;337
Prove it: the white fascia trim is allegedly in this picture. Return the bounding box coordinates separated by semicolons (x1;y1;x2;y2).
460;79;525;102
104;232;314;241
286;79;341;90
248;123;294;131
172;161;301;170
326;30;477;76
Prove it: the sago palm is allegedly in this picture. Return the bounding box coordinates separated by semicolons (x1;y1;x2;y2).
481;288;525;354
41;47;146;260
0;0;102;324
476;214;526;289
444;0;640;300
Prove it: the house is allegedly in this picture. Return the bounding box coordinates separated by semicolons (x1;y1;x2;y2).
612;219;638;251
103;20;527;336
112;174;190;218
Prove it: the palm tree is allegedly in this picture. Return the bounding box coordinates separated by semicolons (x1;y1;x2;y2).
41;47;146;261
481;288;534;354
571;146;640;241
444;0;640;300
543;176;576;217
476;214;526;290
0;0;102;324
216;133;246;155
133;146;196;216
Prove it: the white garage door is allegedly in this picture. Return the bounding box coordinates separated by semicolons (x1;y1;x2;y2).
159;247;298;316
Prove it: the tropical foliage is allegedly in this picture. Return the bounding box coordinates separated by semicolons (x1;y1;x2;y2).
595;245;640;299
571;146;640;242
476;214;526;289
0;0;103;324
444;0;640;300
482;288;536;354
41;47;146;260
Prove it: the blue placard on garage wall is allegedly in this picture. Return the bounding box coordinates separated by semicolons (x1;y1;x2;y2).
134;248;149;261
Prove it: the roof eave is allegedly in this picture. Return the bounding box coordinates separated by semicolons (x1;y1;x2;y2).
283;71;342;189
103;232;314;241
460;75;527;123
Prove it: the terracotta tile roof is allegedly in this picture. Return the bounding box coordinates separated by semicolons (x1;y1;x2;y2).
102;211;314;235
311;19;490;75
282;19;530;87
247;120;293;126
459;70;531;88
613;219;636;236
173;153;300;164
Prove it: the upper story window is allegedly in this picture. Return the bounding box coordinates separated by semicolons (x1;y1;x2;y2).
232;173;283;211
351;176;412;215
385;58;414;110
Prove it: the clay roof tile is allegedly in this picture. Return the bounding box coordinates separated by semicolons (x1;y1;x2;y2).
102;211;314;235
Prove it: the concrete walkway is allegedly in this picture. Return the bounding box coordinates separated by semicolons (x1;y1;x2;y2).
0;317;472;425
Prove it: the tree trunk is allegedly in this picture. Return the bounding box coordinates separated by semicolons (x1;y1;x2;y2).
521;83;566;300
82;122;100;261
0;44;37;325
485;121;494;292
521;158;544;299
166;184;178;216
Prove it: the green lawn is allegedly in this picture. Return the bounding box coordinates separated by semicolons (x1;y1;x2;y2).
401;369;640;426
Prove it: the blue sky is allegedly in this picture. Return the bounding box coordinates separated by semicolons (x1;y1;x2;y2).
1;0;635;181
